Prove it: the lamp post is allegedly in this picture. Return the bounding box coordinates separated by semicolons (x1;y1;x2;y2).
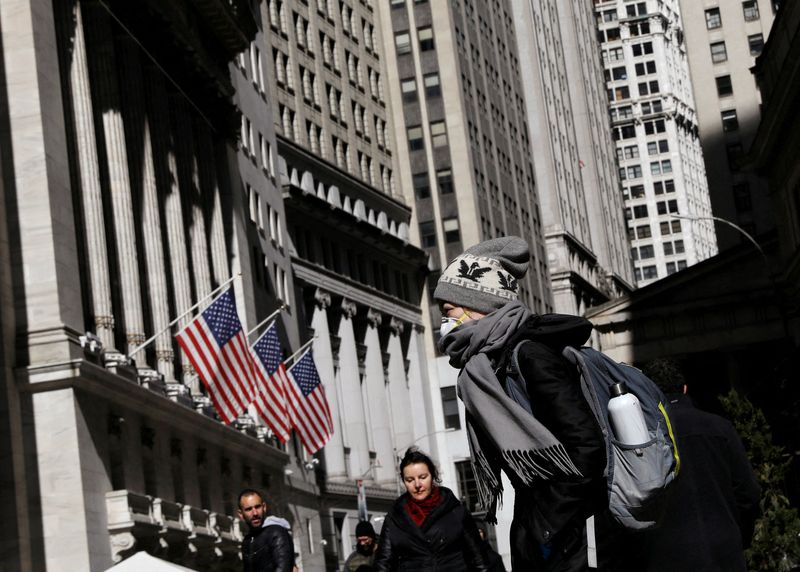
668;213;766;262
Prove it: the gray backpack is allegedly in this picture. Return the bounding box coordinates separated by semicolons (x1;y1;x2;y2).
509;343;680;530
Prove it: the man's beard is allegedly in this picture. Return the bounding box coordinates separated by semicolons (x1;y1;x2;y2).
356;542;373;555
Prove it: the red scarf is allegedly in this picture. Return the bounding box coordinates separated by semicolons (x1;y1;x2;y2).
404;486;442;527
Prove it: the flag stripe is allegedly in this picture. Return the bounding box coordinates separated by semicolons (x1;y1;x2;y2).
177;326;239;422
193;324;248;412
174;287;257;425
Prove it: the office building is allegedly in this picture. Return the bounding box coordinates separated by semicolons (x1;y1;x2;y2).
679;0;776;248
596;0;719;285
263;0;436;568
512;0;634;315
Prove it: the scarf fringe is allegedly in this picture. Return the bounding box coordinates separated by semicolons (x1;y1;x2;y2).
473;449;502;523
501;445;584;485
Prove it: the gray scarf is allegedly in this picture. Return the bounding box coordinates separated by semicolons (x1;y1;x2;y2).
439;302;583;522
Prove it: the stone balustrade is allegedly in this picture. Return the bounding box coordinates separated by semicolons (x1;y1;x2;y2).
106;489;244;570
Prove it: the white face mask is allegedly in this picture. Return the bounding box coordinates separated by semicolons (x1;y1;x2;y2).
439;310;472;338
439;317;462;338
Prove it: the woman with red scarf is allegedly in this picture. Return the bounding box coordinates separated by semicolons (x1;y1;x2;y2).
373;448;489;571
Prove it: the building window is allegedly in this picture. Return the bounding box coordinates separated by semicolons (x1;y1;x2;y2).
641;265;658;280
710;41;728;63
455;461;479;512
716;75;733;97
631;41;653;57
630;184;646;199
721;109;739;132
748;33;764;56
743;0;760;21
639;245;655;259
419;221;437;248
391;0;404;7
430;121;448;147
437;168;454;194
401;77;417;102
395;31;411;55
705;8;722;29
407;125;424;151
413;172;430;199
443;217;460;243
418;26;434;51
423;73;441;97
441;386;460;429
636;224;652;238
633;205;648;219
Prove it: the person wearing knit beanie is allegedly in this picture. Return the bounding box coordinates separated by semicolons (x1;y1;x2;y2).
432;236;616;571
433;236;530;315
343;520;378;571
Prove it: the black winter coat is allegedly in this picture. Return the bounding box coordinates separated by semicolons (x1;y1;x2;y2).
242;523;294;572
373;487;488;572
636;395;761;571
496;315;613;571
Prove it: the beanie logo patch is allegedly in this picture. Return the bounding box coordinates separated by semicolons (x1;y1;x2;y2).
498;271;518;293
457;260;492;282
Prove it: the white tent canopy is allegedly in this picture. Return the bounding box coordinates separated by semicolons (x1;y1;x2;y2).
105;552;197;571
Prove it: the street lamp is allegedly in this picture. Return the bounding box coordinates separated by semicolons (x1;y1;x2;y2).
668;213;766;261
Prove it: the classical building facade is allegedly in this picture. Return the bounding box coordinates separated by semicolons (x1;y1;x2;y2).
0;0;325;570
261;0;438;569
679;0;776;249
512;0;634;315
595;0;719;286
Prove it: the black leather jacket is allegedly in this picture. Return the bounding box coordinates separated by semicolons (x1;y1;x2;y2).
242;522;294;572
374;486;488;572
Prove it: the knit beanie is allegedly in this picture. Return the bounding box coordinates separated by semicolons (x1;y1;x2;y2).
433;236;529;314
355;521;375;538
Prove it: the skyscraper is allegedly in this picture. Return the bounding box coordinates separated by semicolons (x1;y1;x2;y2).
596;0;719;285
679;0;776;249
512;0;634;314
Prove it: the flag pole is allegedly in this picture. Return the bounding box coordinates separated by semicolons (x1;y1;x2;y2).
247;305;286;338
285;337;317;366
128;273;240;359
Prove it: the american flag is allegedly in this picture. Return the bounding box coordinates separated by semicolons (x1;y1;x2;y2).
175;287;256;424
250;322;291;443
286;348;333;455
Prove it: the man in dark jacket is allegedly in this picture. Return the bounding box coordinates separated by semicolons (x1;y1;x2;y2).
434;237;612;571
638;360;761;571
343;521;378;571
238;488;295;572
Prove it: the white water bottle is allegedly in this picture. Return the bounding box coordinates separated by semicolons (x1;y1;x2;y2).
608;382;649;445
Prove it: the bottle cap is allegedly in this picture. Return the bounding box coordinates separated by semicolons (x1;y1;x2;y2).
610;382;628;398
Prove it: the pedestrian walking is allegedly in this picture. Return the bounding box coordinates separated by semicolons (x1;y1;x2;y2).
637;359;761;571
434;236;617;571
373;448;488;571
343;520;378;571
238;488;295;572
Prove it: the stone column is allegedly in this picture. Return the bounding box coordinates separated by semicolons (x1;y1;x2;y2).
173;101;212;300
363;309;395;485
145;67;195;391
386;318;413;458
405;325;441;461
57;0;115;345
336;299;370;478
310;290;347;479
117;38;174;379
196;124;229;285
83;1;145;350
